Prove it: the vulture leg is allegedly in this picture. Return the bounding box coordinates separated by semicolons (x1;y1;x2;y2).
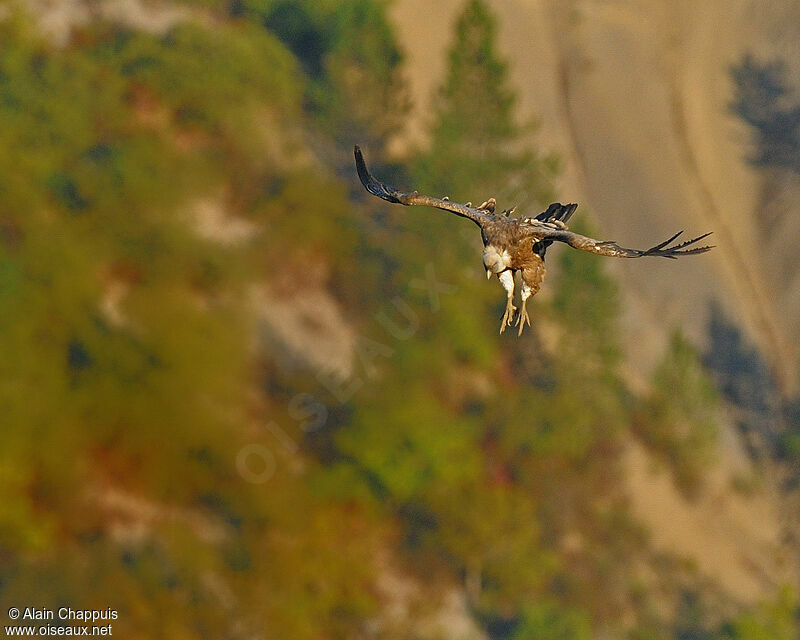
516;281;532;336
498;270;516;334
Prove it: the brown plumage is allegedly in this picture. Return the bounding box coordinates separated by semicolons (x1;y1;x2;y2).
354;146;714;335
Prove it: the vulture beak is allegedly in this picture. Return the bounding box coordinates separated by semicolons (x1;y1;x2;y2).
486;269;492;280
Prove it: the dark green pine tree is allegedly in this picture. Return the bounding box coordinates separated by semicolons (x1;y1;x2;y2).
259;0;410;159
317;0;410;156
414;0;556;209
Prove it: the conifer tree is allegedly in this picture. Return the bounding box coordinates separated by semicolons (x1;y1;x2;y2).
318;0;410;155
260;0;409;158
414;0;555;208
638;330;720;496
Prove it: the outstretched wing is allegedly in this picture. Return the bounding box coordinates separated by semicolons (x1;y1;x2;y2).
541;228;714;259
354;145;490;226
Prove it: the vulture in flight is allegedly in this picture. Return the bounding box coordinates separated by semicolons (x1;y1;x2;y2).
354;146;713;336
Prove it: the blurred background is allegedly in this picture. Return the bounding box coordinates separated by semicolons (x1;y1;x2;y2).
1;0;799;637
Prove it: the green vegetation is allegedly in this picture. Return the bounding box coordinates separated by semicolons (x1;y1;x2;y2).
724;588;800;640
636;331;720;497
0;1;792;639
414;0;556;209
250;0;409;157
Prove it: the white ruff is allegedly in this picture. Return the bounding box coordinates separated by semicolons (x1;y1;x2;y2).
485;245;513;270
